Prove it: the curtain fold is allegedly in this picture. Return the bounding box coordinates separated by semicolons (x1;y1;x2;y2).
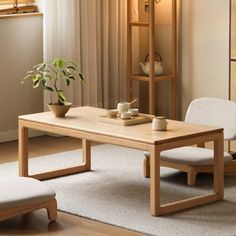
43;0;129;110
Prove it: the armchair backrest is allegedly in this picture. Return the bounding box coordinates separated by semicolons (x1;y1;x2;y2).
185;97;236;141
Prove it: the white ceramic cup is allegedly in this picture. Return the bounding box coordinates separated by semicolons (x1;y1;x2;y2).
117;102;130;113
152;116;168;131
128;108;139;116
121;111;132;119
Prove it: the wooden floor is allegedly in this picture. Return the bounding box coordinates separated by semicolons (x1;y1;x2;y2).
0;136;143;236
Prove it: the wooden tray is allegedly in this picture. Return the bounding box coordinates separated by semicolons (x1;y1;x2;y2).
97;114;154;126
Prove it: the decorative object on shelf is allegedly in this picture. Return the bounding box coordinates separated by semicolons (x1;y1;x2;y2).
144;0;161;12
139;52;164;76
22;58;85;117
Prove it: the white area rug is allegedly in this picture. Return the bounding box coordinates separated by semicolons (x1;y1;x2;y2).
1;144;236;236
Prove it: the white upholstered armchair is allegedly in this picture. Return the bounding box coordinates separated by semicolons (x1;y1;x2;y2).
144;97;236;186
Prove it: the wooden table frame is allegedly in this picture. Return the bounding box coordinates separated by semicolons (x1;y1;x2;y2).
146;132;224;215
18;107;224;216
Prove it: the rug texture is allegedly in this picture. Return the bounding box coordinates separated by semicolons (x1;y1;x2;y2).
1;144;236;236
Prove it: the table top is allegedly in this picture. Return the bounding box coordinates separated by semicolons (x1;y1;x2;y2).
19;106;223;145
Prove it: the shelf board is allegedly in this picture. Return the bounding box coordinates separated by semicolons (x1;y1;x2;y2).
129;21;149;27
130;74;174;82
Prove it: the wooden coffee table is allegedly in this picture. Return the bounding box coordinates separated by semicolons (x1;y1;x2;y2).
18;106;224;216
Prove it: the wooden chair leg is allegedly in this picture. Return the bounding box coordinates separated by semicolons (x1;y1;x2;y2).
46;199;57;221
144;156;150;178
187;168;198;186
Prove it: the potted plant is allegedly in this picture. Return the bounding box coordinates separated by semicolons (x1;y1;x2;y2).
22;58;85;117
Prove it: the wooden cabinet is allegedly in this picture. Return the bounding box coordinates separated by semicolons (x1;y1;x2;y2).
127;0;177;117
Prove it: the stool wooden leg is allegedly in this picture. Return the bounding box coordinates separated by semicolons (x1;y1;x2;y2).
46;199;57;221
187;168;197;186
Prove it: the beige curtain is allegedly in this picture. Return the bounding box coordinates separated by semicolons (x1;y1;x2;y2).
43;0;129;109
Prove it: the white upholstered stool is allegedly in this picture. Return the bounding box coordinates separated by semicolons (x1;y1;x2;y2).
0;177;57;221
144;98;236;186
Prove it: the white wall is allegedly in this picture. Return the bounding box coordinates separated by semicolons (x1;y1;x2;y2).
0;15;43;142
179;0;230;119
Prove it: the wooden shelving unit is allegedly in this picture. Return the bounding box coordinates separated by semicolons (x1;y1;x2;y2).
230;0;236;101
127;0;177;117
229;0;236;152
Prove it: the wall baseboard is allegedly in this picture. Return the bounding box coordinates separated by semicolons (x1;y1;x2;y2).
0;129;45;143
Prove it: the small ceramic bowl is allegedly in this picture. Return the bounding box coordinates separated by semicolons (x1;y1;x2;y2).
121;111;132;119
128;108;139;116
106;109;118;118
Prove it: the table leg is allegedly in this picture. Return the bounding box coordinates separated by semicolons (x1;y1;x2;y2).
18;124;28;177
149;145;161;216
214;132;224;200
82;139;91;170
143;155;150;178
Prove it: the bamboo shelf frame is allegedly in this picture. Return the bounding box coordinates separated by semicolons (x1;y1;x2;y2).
230;0;236;101
228;0;235;152
127;0;177;117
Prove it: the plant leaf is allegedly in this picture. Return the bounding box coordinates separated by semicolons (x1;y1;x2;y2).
65;79;70;86
43;75;51;79
67;66;76;70
33;78;40;88
27;70;35;74
33;63;43;69
33;74;42;81
21;74;33;84
34;63;46;71
44;86;53;92
53;58;65;69
79;73;85;82
58;92;66;104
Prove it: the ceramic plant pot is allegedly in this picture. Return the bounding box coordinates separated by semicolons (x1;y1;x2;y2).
47;102;72;117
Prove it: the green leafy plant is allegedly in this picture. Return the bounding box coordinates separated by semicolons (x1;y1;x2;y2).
22;58;85;105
